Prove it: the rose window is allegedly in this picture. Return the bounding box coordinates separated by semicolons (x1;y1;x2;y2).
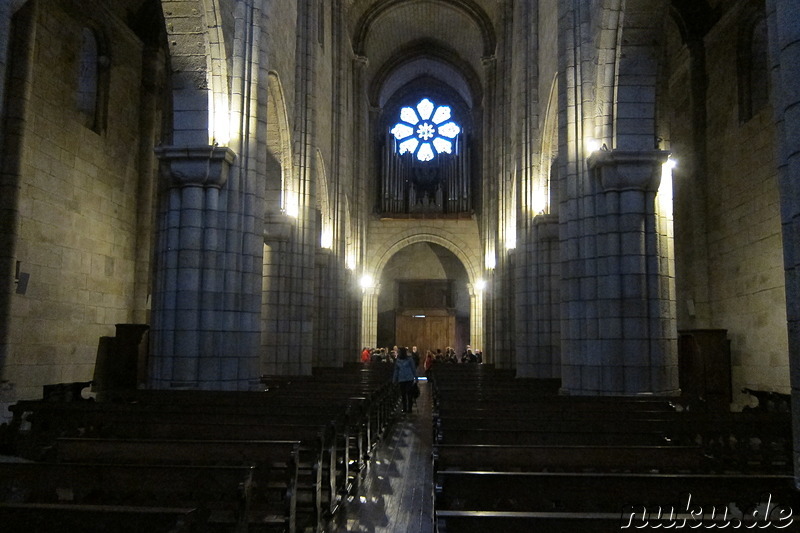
390;98;462;162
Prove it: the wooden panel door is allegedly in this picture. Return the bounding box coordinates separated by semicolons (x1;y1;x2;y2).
396;314;455;353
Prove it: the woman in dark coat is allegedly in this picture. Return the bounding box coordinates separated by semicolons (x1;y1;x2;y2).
392;346;418;413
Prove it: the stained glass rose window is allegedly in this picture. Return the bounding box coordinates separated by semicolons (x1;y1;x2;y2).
390;98;461;162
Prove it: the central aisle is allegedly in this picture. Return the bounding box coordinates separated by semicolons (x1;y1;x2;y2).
330;379;435;533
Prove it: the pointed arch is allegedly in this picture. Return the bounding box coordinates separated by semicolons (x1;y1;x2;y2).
316;149;333;249
159;0;230;145
265;71;295;216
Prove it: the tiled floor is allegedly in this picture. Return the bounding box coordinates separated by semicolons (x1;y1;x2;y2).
330;380;434;533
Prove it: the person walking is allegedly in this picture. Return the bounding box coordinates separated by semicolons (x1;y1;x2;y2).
392;346;418;413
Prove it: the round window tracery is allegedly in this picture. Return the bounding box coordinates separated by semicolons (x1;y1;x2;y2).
390;98;462;162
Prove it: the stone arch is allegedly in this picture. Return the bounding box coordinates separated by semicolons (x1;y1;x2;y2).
75;24;110;133
612;0;669;150
369;232;480;287
352;0;496;58
159;0;229;145
737;2;769;122
361;228;484;352
315;149;333;248
592;0;624;146
536;72;559;215
265;71;294;216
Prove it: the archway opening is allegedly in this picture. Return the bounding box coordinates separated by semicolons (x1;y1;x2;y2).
376;242;470;355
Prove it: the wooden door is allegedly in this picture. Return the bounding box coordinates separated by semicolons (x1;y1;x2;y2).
396;313;455;353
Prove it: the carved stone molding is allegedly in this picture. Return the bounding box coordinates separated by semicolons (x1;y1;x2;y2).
587;149;670;192
156;145;236;189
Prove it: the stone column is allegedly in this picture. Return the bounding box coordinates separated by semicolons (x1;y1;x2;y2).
767;0;800;489
467;283;485;359
561;149;678;395
150;144;248;389
360;285;380;349
516;213;561;378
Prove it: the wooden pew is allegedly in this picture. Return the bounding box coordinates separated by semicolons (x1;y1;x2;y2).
434;413;792;472
22;402;366;488
435;470;800;514
0;462;261;532
9;403;339;531
0;502;197;533
433;443;714;473
434;509;800;533
54;437;300;532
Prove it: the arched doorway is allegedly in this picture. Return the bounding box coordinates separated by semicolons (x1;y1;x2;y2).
376;242;470;354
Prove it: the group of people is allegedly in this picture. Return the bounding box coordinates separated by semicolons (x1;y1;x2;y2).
359;345;484;369
359;344;484;414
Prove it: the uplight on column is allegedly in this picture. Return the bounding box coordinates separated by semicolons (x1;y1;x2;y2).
485;250;496;270
359;273;374;290
585;138;602;154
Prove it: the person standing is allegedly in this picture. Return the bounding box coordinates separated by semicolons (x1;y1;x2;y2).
424;350;435;378
411;345;421;369
392;346;418;413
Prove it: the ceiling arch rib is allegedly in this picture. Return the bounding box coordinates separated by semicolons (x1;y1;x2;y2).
372;44;481;109
352;0;496;58
353;0;493;105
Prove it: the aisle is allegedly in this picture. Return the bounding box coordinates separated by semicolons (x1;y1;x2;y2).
330;379;434;533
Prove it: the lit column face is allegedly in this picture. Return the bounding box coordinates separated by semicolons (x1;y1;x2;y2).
485;249;496;270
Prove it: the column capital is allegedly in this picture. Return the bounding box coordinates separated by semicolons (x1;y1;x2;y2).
587;149;670;192
533;213;559;241
353;55;369;68
156;144;236;189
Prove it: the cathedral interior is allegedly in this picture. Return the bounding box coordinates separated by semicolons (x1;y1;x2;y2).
2;0;800;530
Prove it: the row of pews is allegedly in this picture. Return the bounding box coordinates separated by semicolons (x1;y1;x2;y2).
430;364;799;533
0;363;399;533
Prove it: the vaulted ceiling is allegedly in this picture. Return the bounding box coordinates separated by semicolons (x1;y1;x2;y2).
348;0;500;109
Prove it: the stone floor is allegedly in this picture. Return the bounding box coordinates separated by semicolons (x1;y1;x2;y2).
329;379;434;533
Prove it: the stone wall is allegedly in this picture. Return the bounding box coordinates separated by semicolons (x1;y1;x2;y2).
6;3;151;399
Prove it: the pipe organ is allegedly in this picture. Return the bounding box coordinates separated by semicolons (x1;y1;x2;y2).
381;133;471;215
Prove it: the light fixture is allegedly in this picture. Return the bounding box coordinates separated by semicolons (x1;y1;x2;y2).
586;138;601;154
475;279;487;291
359;274;374;290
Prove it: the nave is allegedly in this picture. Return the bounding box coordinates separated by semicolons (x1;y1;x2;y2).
331;381;434;533
1;363;799;533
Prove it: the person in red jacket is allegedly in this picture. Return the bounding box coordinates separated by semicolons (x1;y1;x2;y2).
361;347;371;363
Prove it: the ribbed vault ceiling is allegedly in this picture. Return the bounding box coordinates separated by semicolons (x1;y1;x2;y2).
349;0;500;109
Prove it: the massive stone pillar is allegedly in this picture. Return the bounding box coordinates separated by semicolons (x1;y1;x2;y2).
149;145;260;390
767;0;800;489
516;214;561;378
467;283;485;358
360;285;380;349
560;149;678;395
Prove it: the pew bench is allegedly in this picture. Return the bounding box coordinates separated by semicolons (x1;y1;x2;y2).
435;470;800;514
434;509;799;533
0;502;198;533
433;443;714;473
53;437;300;532
0;462;263;531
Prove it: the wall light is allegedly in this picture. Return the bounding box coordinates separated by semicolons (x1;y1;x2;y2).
320;227;333;249
485;250;496;270
345;252;357;271
585;138;601;154
475;279;487;291
359;274;374;290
